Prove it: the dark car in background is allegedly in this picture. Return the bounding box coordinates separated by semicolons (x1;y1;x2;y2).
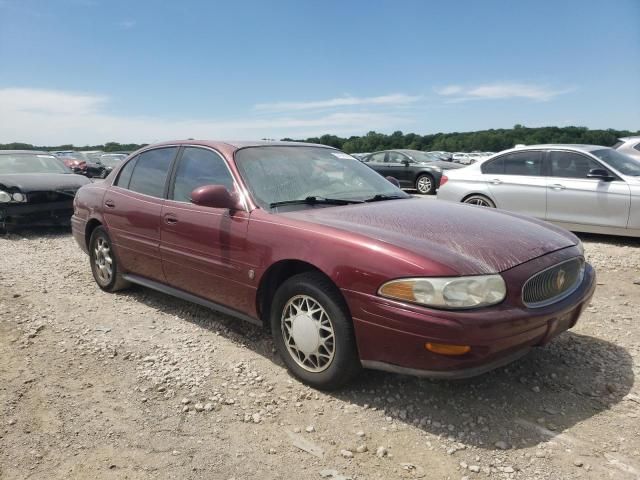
71;140;594;389
54;151;111;178
0;151;90;232
362;149;464;194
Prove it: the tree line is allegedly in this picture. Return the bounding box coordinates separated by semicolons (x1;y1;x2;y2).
1;125;638;154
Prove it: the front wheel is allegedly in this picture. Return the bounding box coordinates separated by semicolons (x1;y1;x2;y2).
463;194;496;208
415;174;436;195
270;272;361;390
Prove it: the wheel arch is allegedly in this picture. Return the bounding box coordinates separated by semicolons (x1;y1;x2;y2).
255;259;347;330
85;218;103;250
461;192;497;207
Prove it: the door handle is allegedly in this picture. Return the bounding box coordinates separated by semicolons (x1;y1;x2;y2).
104;199;115;208
164;215;178;225
549;184;566;190
491;178;502;185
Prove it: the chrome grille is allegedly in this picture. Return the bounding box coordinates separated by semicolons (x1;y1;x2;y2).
522;257;585;308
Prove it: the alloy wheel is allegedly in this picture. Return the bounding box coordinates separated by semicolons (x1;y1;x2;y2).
417;175;432;194
93;237;114;284
464;197;493;207
281;294;336;373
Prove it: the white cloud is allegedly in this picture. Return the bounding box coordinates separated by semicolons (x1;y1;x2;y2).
0;87;407;145
255;93;422;112
435;82;573;102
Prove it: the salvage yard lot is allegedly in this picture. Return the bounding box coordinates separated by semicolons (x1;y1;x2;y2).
1;228;639;480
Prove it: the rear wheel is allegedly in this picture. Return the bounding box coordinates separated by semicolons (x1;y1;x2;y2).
89;226;130;292
270;272;361;390
415;174;435;195
463;194;496;208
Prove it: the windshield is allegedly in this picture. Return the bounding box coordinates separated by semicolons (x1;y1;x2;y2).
0;153;71;174
592;148;640;176
235;146;409;209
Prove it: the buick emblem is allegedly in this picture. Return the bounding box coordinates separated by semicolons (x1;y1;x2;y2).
555;269;566;290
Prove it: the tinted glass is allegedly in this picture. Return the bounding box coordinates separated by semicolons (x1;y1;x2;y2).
172;147;235;202
503;151;543;176
368;152;386;163
634;143;640;152
481;157;504;174
115;157;136;188
387;152;407;163
591;148;640;176
128;147;177;197
549;151;600;179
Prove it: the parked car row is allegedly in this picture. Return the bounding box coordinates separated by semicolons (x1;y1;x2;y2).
52;150;129;179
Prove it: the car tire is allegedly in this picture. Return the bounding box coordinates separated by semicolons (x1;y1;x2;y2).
415;174;436;195
89;226;130;292
270;271;361;390
463;194;496;208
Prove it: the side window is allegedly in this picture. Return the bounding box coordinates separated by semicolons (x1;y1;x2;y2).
549;151;601;179
387;152;408;163
368;152;386;163
128;147;178;198
634;143;640;152
502;151;543;176
115;156;137;188
481;157;504;174
171;147;235;203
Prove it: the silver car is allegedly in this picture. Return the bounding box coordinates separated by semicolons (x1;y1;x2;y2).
437;144;640;237
614;137;640;161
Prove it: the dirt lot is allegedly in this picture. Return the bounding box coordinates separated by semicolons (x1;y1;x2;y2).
1;228;639;480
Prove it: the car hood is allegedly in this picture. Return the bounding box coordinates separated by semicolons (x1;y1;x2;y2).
0;173;90;192
283;198;578;275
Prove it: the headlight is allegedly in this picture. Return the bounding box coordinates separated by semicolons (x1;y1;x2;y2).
12;192;26;202
0;191;11;203
378;274;506;309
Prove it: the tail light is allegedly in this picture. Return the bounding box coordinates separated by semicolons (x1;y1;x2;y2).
440;175;449;187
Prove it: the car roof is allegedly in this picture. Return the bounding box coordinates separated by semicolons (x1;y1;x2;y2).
147;139;335;151
0;150;51;155
512;144;609;153
619;136;640;141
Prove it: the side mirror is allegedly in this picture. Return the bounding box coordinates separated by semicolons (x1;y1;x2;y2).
402;159;410;166
191;185;242;210
385;176;401;188
587;168;614;181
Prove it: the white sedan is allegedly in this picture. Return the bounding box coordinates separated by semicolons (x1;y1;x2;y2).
438;144;640;237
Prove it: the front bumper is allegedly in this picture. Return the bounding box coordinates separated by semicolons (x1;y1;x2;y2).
344;249;596;379
0;200;74;229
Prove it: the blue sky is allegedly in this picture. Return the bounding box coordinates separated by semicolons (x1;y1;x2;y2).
0;0;638;145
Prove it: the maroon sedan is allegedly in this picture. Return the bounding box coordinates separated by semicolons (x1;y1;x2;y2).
72;141;595;389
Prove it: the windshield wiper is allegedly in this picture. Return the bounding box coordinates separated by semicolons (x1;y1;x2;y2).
270;196;363;208
363;194;407;202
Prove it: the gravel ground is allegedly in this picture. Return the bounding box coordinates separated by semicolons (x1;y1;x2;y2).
1;228;639;480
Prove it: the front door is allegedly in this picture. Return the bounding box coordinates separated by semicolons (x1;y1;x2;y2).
103;147;178;282
384;151;413;187
545;150;631;228
160;146;253;313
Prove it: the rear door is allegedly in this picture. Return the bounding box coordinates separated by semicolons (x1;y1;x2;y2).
545;150;631;228
482;150;546;218
103;147;178;282
160;146;253;313
364;152;388;178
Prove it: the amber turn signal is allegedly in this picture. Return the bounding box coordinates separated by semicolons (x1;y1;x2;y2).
425;342;471;356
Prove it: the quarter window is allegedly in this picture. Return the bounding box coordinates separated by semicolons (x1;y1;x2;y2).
128;147;178;198
634;143;640;152
115;157;137;188
171;147;235;202
549;151;601;179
